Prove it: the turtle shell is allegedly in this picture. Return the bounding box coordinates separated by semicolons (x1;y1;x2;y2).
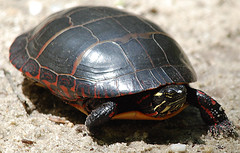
9;6;197;100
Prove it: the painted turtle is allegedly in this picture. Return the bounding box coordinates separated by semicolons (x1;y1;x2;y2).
9;6;236;136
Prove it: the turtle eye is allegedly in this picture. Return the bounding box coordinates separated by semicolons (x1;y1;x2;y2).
163;85;187;98
167;88;177;95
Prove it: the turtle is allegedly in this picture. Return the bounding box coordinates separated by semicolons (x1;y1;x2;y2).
9;6;237;136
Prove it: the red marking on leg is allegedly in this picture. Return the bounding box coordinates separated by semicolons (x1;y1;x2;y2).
137;94;150;104
108;103;118;118
198;90;216;105
108;111;115;118
211;99;216;105
197;90;218;123
200;105;217;123
197;90;205;95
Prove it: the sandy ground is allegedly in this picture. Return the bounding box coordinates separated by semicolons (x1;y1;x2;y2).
1;0;240;152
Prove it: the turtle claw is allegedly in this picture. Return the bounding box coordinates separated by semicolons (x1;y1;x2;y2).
209;120;238;138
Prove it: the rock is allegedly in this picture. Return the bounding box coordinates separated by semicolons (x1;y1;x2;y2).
169;143;187;152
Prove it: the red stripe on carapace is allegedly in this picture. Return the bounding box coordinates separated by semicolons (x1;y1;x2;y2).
35;40;52;59
35;28;69;59
70;42;98;75
71;60;79;75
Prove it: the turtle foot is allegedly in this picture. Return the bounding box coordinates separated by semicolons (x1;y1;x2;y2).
85;101;117;134
209;120;238;138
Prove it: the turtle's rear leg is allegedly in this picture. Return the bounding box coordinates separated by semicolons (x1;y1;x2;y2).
85;101;117;133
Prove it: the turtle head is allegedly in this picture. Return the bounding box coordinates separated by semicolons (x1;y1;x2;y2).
152;84;187;117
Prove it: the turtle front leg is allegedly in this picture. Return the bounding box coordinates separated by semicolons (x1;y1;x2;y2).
186;86;238;137
85;101;117;133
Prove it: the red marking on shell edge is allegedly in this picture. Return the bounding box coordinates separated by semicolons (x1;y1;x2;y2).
41;80;55;88
120;92;128;96
61;77;71;85
18;65;23;72
81;87;87;98
42;70;58;87
24;71;40;80
71;88;77;99
104;89;110;98
72;79;76;93
94;86;97;98
59;85;72;99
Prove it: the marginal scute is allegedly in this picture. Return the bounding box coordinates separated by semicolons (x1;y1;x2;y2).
9;33;28;61
58;75;75;88
40;68;57;84
22;58;40;77
75;79;95;98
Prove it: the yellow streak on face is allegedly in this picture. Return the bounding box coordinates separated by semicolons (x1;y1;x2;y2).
154;92;163;97
169;97;185;106
165;95;173;99
153;100;166;111
160;106;171;113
